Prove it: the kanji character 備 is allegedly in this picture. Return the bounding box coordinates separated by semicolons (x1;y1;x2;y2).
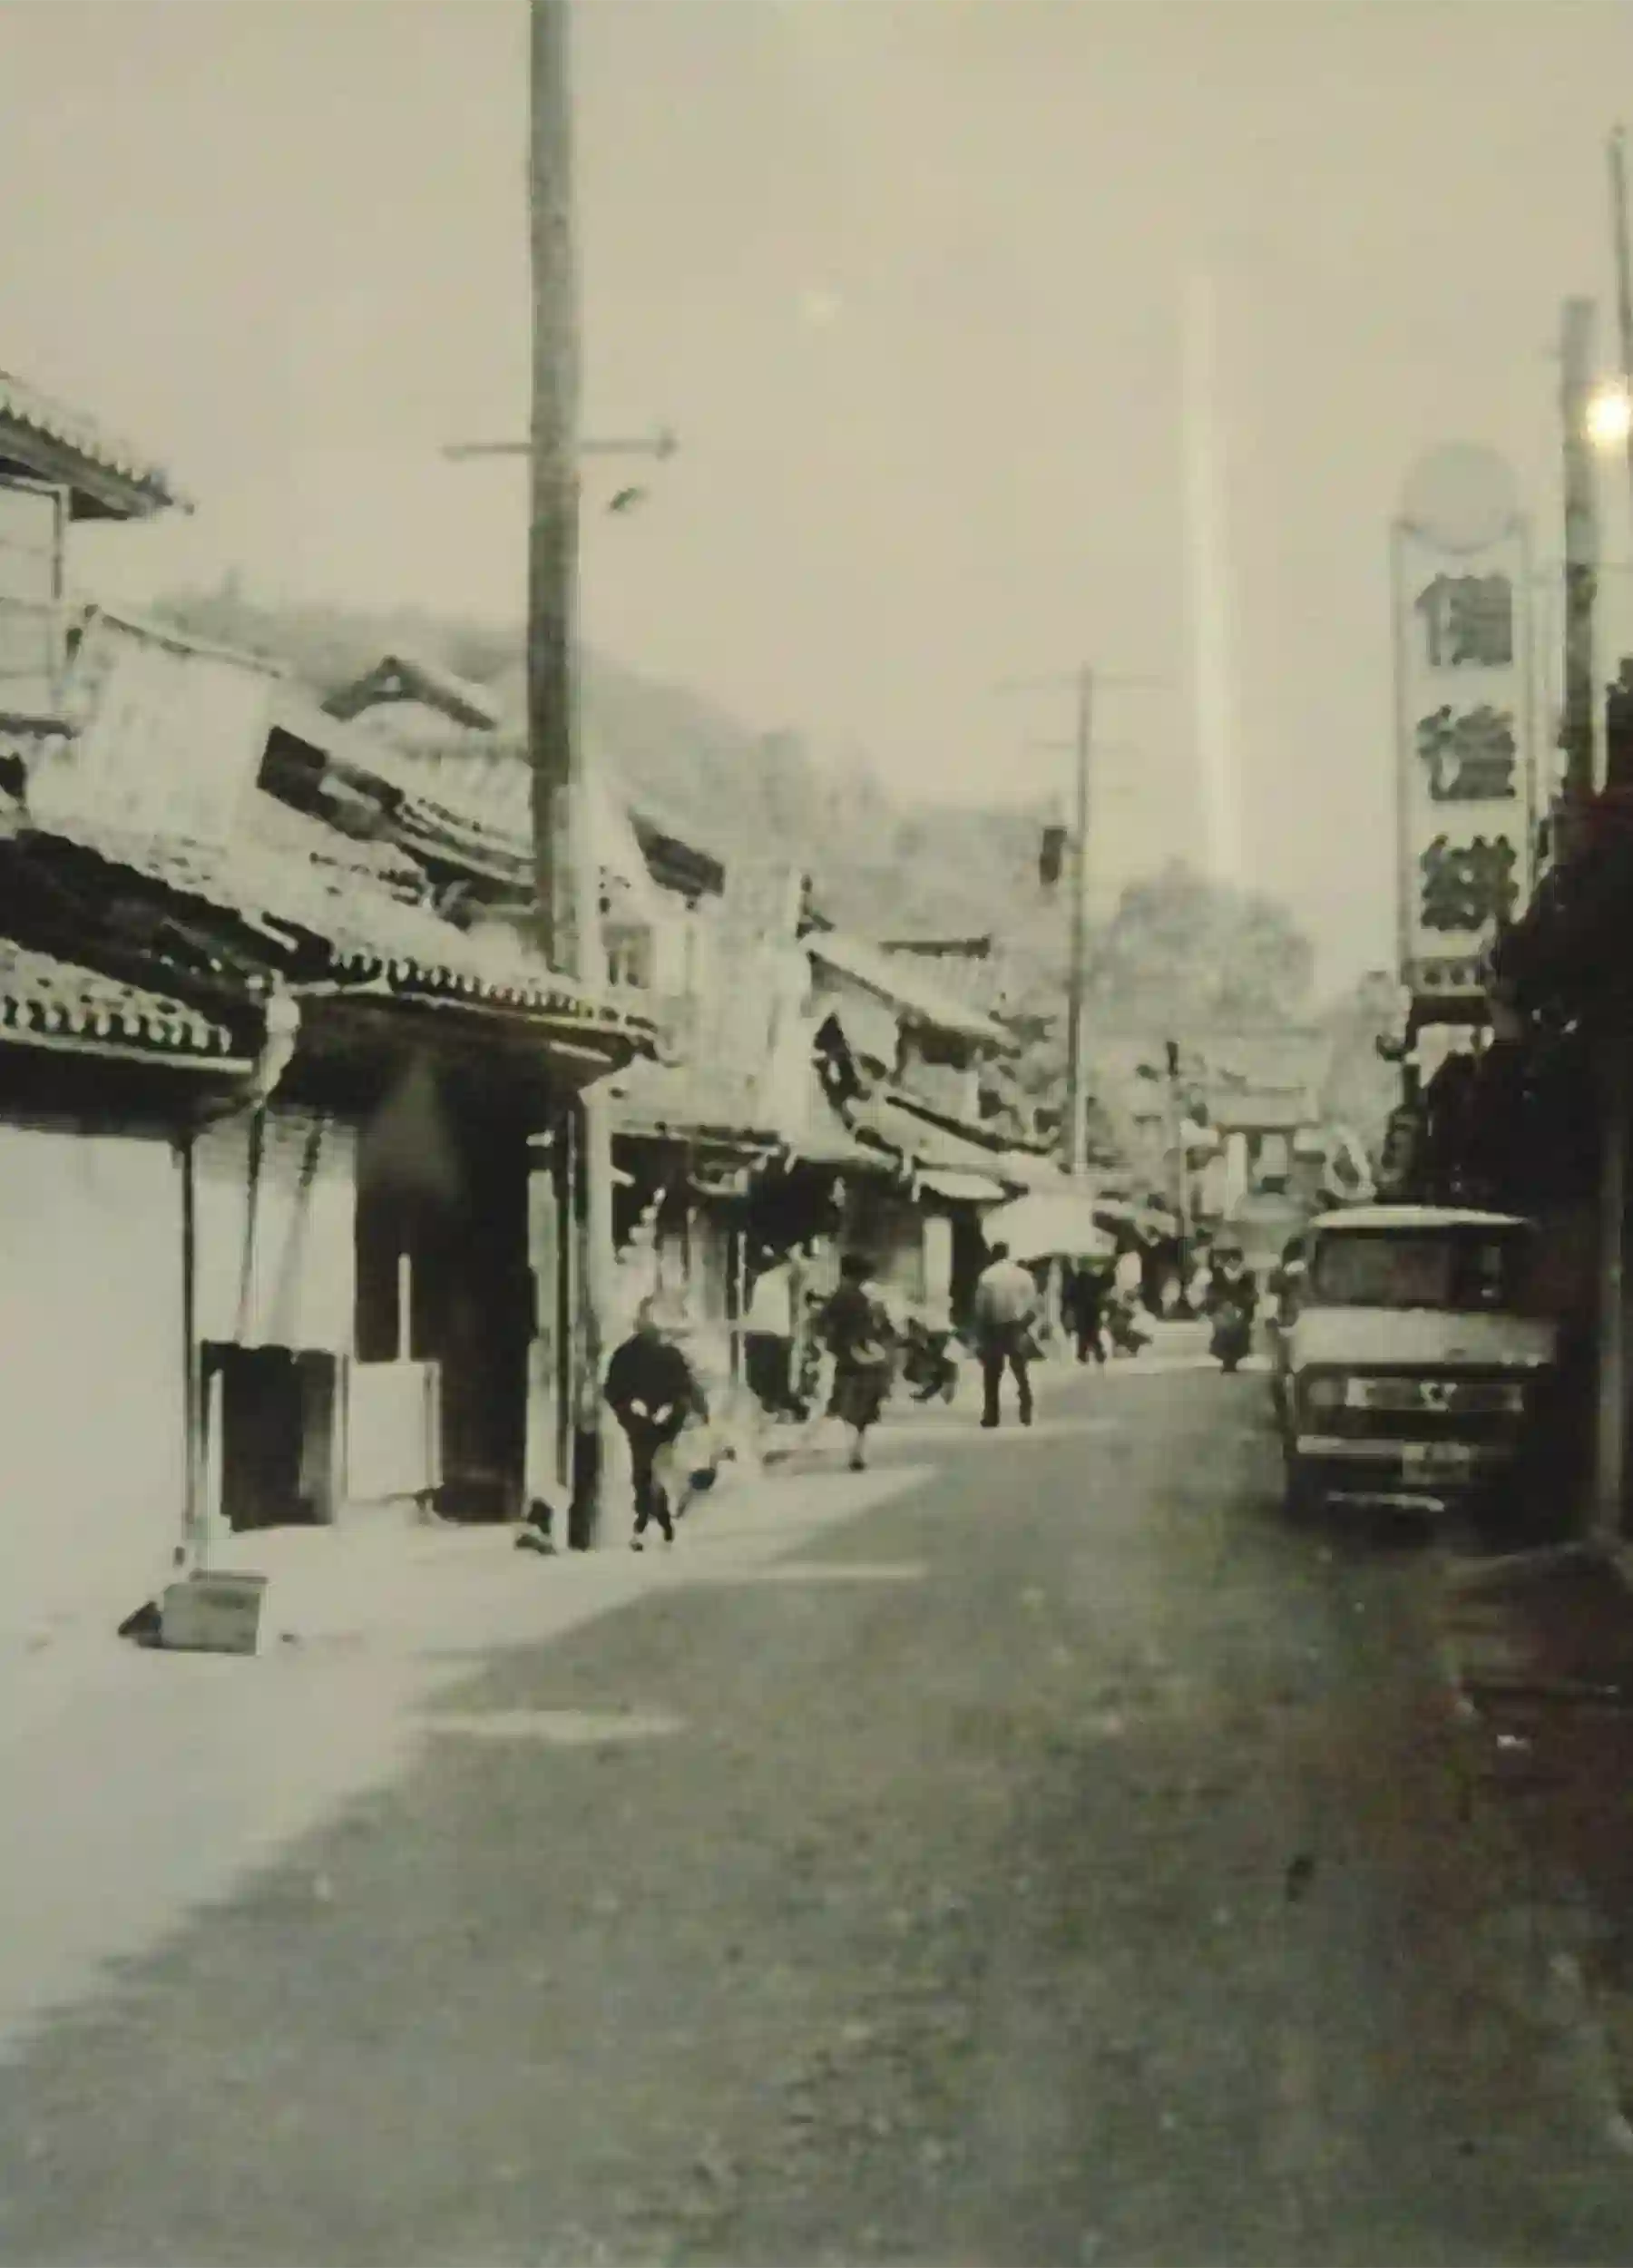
1414;573;1514;669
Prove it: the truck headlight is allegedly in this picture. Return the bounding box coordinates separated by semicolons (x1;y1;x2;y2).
1303;1374;1345;1415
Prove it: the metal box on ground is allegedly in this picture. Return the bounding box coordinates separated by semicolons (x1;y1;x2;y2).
159;1569;269;1656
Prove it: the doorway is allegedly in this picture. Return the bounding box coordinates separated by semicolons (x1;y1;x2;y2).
202;1344;338;1530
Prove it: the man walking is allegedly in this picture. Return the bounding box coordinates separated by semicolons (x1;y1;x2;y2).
743;1246;799;1420
603;1299;706;1549
973;1239;1039;1430
1062;1257;1108;1366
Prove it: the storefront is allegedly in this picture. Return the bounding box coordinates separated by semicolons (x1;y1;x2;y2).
0;944;248;1639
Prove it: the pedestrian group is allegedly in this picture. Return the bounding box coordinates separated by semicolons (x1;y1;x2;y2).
601;1217;1246;1549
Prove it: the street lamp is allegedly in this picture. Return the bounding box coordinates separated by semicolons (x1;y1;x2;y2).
1588;382;1633;451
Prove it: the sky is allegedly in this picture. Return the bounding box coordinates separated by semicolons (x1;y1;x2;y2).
5;0;1633;989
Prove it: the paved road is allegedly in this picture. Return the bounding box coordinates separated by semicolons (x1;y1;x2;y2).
3;1363;1633;2266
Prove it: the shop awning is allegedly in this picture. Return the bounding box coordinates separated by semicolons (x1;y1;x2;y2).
608;1056;779;1152
782;1081;896;1171
985;1147;1071;1193
981;1190;1117;1262
917;1168;1009;1204
0;940;241;1064
847;1090;1022;1180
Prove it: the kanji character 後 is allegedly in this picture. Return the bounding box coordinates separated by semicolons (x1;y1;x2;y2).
1414;703;1517;799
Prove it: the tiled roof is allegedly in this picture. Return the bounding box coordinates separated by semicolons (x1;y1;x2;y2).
33;799;647;1031
609;1055;779;1143
608;1055;894;1171
325;654;504;731
787;1084;896;1170
608;1052;780;1143
847;1089;1031;1180
806;928;1013;1050
344;726;531;828
0;940;237;1060
326;709;723;900
245;789;430;895
0;371;187;515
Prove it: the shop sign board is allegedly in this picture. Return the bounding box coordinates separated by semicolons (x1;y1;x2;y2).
1393;445;1535;1010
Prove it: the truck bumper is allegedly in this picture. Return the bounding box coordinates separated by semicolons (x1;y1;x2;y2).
1292;1433;1513;1510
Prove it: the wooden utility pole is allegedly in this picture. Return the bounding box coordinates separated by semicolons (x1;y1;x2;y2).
530;0;611;1546
998;670;1162;1177
441;10;670;1542
1599;133;1633;1543
530;0;586;971
1611;129;1633;527
1169;1044;1190;1288
1597;1031;1629;1544
1560;297;1600;807
1064;667;1094;1177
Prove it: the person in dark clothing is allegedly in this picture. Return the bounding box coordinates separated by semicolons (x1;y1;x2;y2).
1062;1259;1108;1365
817;1253;895;1471
603;1300;706;1549
1204;1241;1259;1372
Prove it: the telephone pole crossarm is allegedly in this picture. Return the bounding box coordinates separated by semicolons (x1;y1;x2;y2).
443;426;678;464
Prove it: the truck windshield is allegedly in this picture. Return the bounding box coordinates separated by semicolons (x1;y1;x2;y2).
1306;1228;1530;1312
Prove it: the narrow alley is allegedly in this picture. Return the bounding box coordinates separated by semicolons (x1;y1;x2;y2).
1;1359;1631;2267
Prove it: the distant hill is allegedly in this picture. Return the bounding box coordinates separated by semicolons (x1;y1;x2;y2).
148;581;1324;1098
147;578;1061;942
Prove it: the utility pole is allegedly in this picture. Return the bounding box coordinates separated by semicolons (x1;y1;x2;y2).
442;9;670;1543
1165;1038;1189;1288
1599;134;1633;1544
1560;297;1601;809
530;0;585;973
530;0;611;1547
1065;667;1093;1177
1610;128;1633;529
998;670;1164;1176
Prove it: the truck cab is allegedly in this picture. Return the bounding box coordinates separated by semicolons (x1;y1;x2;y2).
1279;1204;1553;1521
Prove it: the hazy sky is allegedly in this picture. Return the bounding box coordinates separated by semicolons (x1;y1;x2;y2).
5;0;1632;986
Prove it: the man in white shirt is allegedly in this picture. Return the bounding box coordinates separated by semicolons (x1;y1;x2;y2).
972;1240;1040;1429
743;1250;798;1418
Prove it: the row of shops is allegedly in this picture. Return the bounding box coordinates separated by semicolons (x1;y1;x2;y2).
0;366;1071;1641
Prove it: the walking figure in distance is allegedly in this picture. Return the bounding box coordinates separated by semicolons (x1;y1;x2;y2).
603;1299;706;1549
973;1239;1040;1429
817;1253;895;1471
1062;1256;1108;1366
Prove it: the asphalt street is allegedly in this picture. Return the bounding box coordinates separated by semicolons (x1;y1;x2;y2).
2;1355;1632;2267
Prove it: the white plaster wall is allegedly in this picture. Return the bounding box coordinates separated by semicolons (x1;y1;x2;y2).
0;1123;185;1638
